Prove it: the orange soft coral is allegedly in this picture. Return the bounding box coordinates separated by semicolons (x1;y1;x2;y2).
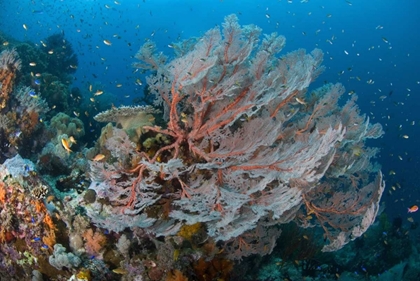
42;229;56;250
0;181;6;204
43;213;57;231
82;228;107;256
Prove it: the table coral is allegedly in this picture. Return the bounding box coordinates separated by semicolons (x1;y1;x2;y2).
94;105;159;142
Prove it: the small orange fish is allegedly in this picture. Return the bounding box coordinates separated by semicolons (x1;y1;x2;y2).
61;138;72;153
92;154;105;161
408;205;418;213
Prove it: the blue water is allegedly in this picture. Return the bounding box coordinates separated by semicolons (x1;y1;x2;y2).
1;0;420;277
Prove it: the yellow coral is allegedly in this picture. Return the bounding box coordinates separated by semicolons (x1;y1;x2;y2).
352;146;363;157
76;269;92;281
16;251;37;266
177;223;202;240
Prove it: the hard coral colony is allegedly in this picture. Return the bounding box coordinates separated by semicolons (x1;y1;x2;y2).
0;14;385;281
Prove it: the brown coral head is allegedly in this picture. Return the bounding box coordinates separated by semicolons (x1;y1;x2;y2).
148;267;164;281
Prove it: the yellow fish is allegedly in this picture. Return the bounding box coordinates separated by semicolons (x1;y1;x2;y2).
112;268;128;275
92;154;106;161
61;138;72;153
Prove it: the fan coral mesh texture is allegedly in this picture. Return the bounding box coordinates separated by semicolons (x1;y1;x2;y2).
86;14;384;257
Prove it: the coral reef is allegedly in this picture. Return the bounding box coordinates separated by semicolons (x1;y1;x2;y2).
0;156;58;277
233;213;420;281
0;49;21;109
14;42;48;78
1;13;410;281
0;52;49;162
40;73;72;114
40;33;78;79
10;34;80;119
